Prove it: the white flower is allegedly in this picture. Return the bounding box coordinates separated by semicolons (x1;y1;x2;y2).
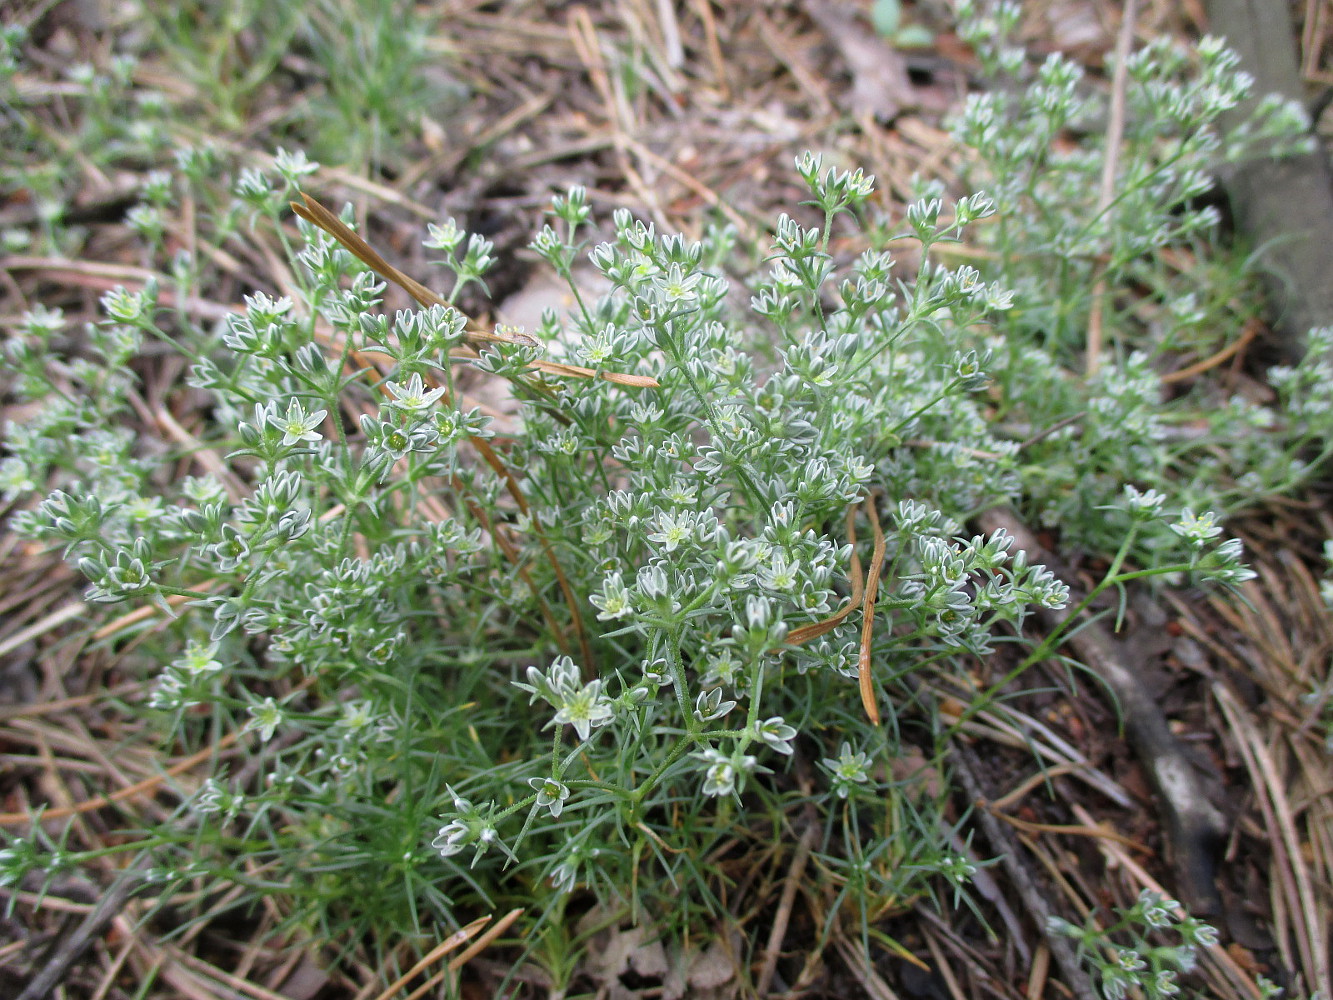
822;741;872;798
269;399;326;446
245;697;283;742
550;859;579;893
431;819;470;858
527;777;571;818
659;262;701;304
176;640;223;676
384;373;447;412
1170;508;1222;547
192;779;225;816
755;717;798;755
552;679;614;742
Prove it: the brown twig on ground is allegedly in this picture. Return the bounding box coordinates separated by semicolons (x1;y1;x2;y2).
1160;317;1262;383
976;507;1228;918
947;732;1100;1000
15;854;154;1000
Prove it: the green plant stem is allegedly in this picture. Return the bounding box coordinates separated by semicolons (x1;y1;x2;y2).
956;541;1209;739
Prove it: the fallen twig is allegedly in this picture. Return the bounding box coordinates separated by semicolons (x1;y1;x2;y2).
976;507;1228;916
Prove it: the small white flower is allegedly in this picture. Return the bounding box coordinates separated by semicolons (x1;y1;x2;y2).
1137;888;1177;928
269;399;326;446
552;679;614;742
273;147;319;181
424;219;463;252
659;262;701;304
431;819;469;857
646;509;692;553
590;572;632;620
693;687;737;724
1114;946;1146;973
702;760;736;797
755;717;798;755
192;779;226;816
245;697;283;742
1170;508;1223;547
1123;484;1167;520
176;640;223;676
337;700;377;733
384;373;447;412
527;777;572;818
550;859;579;893
822;741;872;798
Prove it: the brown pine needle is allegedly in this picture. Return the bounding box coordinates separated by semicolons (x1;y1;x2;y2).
291;193;494;325
1161;316;1261;383
0;732;242;827
369;915;491;1000
446;907;524;970
858;495;886;725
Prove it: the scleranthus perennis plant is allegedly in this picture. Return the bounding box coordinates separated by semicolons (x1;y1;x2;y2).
950;1;1332;559
1;146;1086;955
4;20;1307;968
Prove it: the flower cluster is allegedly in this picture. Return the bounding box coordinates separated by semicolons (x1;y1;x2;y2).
950;4;1326;563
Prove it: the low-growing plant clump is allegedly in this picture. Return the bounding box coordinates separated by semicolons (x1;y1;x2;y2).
2;3;1330;995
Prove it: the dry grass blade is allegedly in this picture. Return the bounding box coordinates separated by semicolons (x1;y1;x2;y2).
529;358;660;388
920;925;970;1000
289;193;478;321
0;601;86;658
986;808;1149;850
0;732;241;828
1160;315;1262;383
446;907;524;970
858;495;887;725
754;817;819;996
1214;683;1331;999
833;934;903;1000
369;914;493;1000
1168;542;1333;999
155;943;297;1000
364;911;525;1000
93;585;218;642
0;683;141;723
955;701;1135;808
